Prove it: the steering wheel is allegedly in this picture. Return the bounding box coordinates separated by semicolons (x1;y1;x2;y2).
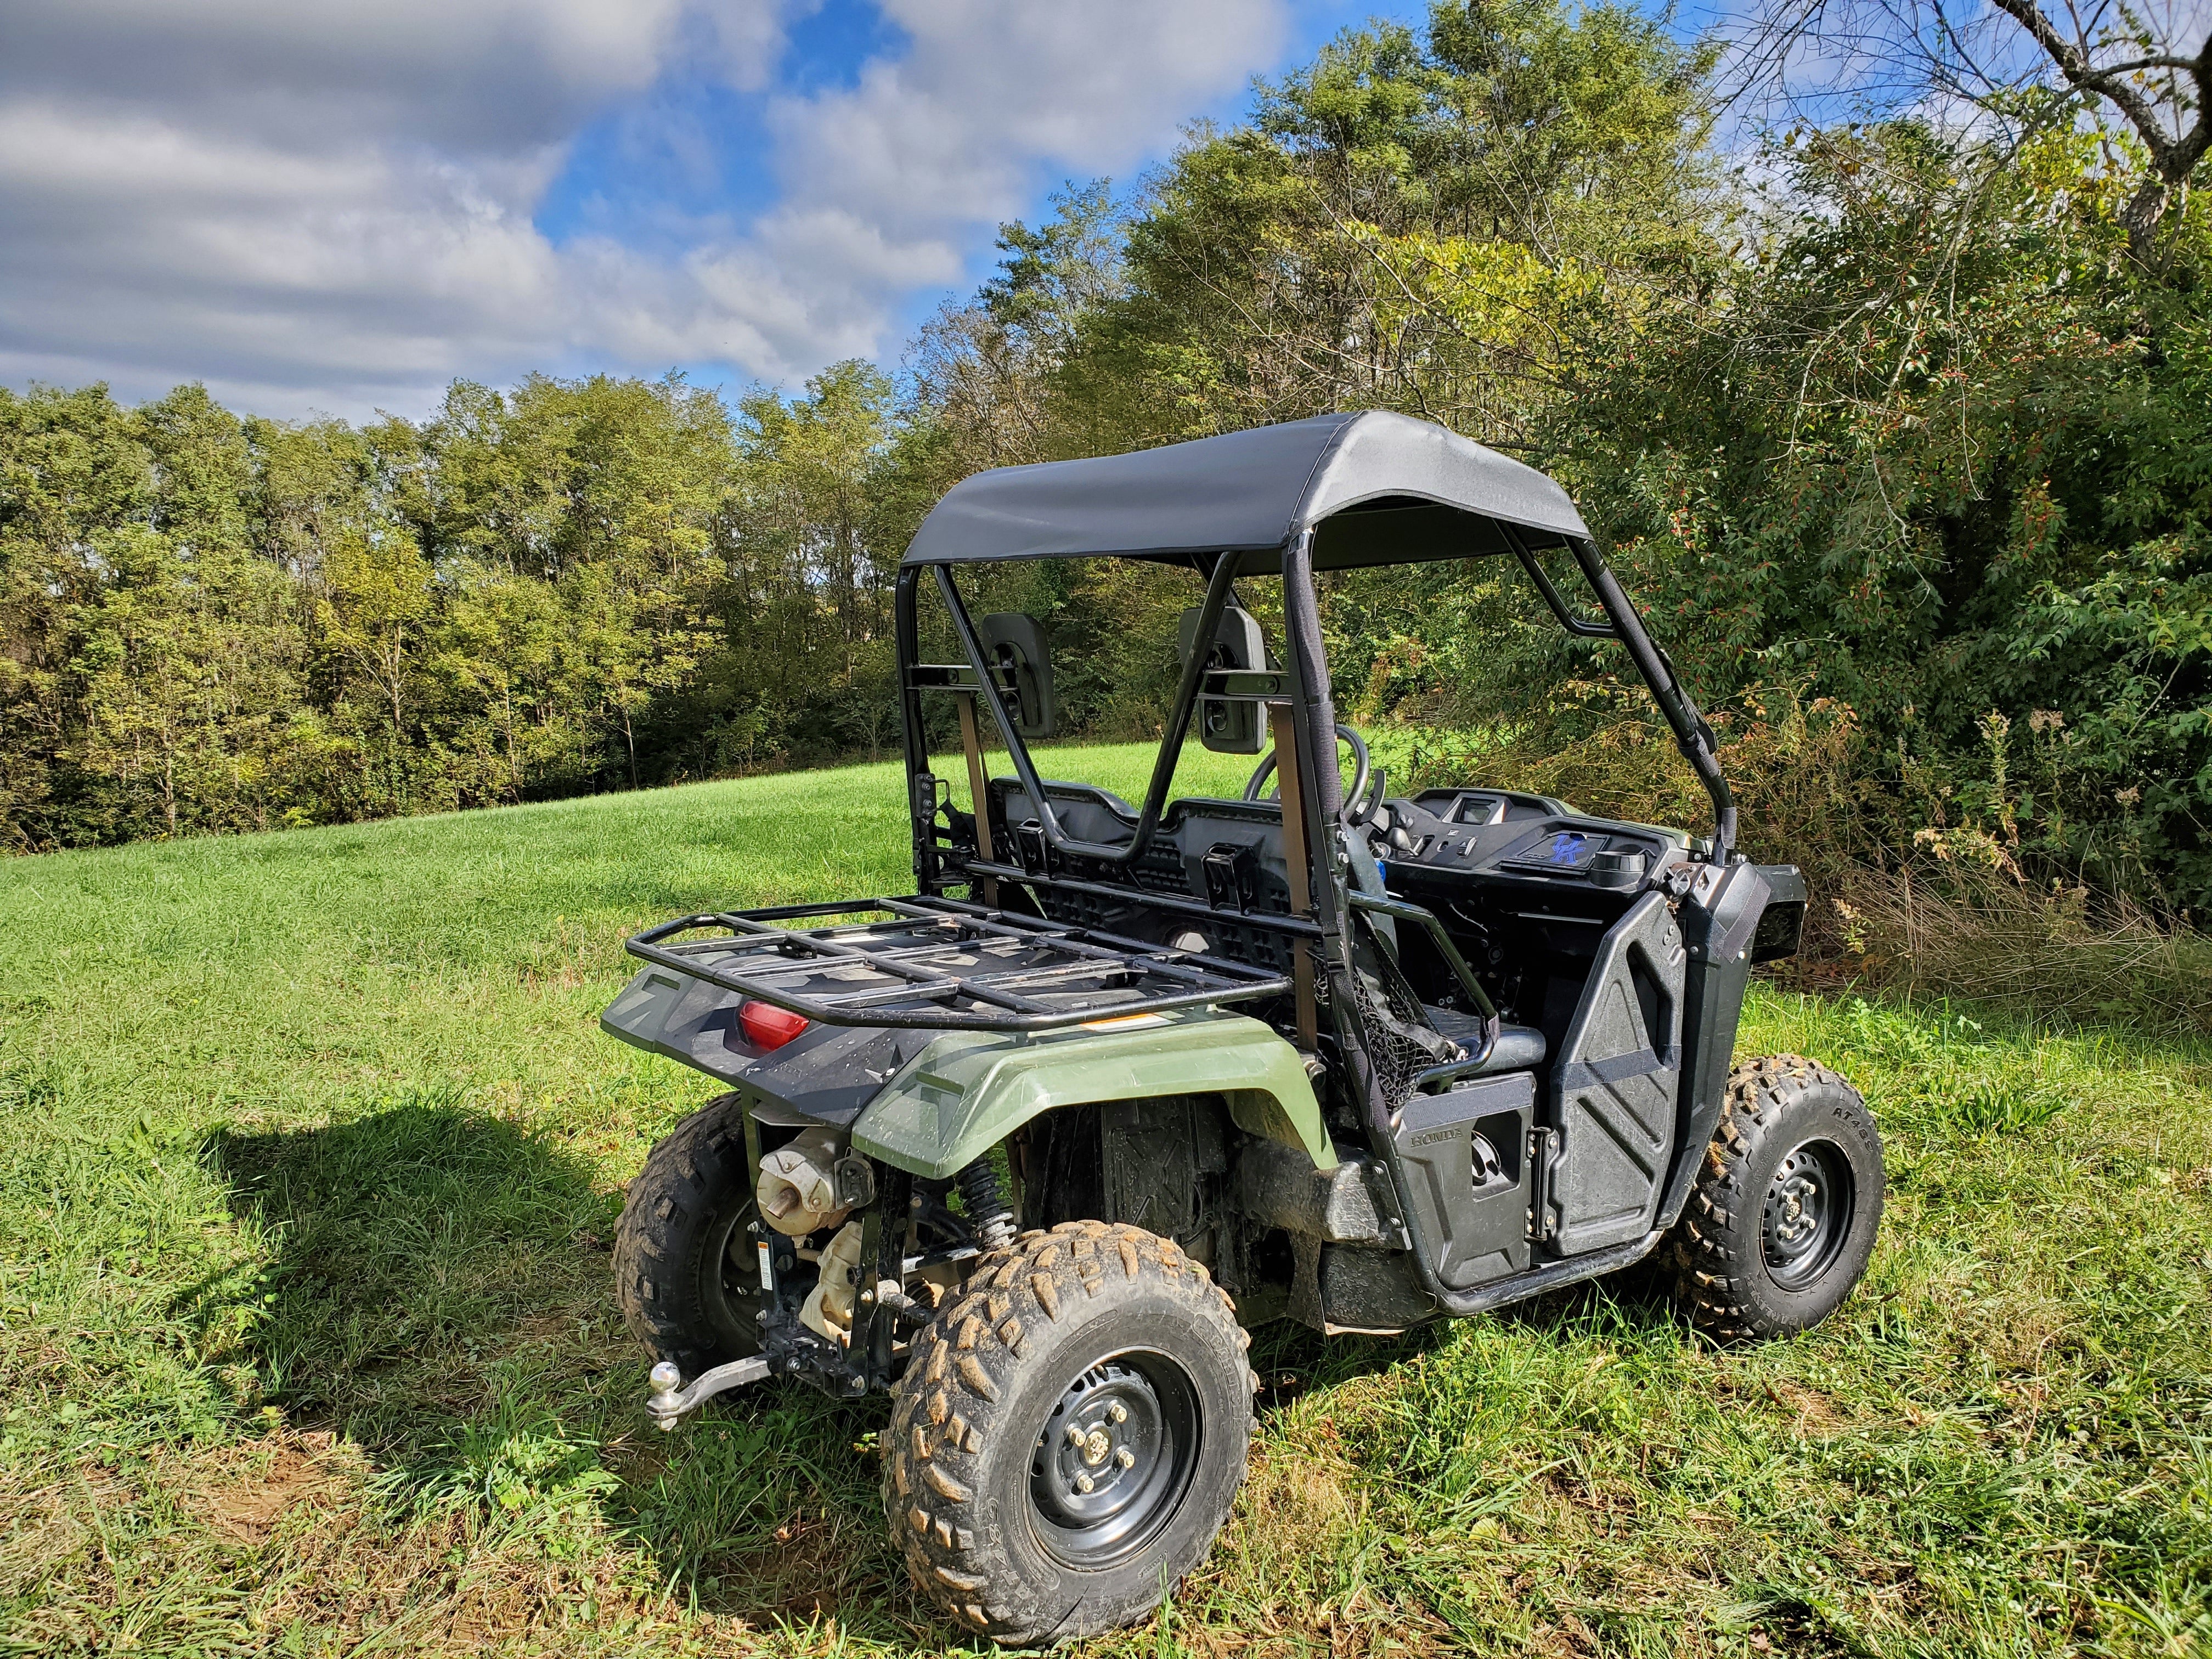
1243;723;1384;826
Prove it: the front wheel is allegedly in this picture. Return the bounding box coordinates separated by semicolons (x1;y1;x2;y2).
1667;1054;1883;1340
884;1222;1256;1646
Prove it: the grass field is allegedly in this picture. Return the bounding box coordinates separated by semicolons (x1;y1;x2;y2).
4;747;2210;1657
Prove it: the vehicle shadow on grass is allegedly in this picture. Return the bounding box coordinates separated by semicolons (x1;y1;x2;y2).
1246;1257;1689;1417
202;1095;935;1643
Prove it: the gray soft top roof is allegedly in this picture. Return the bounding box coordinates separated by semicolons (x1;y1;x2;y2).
901;410;1588;569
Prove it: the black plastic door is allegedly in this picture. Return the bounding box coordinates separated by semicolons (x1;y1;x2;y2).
1540;893;1686;1254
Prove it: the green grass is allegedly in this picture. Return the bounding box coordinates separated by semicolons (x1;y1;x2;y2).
3;745;2209;1656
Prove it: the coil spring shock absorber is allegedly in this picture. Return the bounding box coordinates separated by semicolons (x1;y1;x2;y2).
955;1156;1016;1253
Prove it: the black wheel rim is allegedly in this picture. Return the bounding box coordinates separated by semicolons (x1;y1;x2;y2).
706;1200;769;1352
1762;1138;1855;1291
1028;1349;1203;1568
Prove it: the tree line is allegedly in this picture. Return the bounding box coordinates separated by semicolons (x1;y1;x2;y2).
7;0;2212;915
0;366;910;844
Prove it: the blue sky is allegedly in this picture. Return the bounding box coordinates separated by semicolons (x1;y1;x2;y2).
536;0;917;247
0;0;1420;420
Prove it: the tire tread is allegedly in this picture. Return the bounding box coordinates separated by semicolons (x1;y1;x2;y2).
1669;1054;1879;1341
612;1091;752;1370
883;1221;1254;1644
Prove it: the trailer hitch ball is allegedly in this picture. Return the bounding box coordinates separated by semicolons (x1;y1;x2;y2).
647;1361;683;1429
645;1353;773;1427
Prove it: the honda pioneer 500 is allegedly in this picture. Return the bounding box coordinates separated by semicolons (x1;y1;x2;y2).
601;412;1882;1645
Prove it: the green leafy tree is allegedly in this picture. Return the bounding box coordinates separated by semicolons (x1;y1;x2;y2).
318;525;433;814
0;385;146;846
432;563;585;800
1093;0;1716;445
723;362;901;759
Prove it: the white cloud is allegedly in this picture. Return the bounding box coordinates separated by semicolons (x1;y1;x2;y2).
0;0;1288;417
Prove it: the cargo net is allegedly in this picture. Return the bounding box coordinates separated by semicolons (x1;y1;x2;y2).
1345;915;1463;1115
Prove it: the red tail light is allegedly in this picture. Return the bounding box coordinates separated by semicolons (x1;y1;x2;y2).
739;1000;810;1051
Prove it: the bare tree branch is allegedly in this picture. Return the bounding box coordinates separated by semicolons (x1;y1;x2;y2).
1736;0;2212;252
2014;0;2212;245
1989;0;2180;149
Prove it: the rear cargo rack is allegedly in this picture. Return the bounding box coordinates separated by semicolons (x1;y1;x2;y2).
623;895;1294;1033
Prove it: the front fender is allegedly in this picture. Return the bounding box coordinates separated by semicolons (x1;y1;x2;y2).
853;1007;1334;1180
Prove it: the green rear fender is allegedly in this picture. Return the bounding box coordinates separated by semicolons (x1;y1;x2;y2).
851;1007;1335;1180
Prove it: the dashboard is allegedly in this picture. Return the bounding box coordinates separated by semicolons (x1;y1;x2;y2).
1373;787;1692;1034
1381;789;1680;895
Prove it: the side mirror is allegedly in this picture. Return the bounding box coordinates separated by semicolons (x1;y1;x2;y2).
979;612;1056;738
1177;604;1268;754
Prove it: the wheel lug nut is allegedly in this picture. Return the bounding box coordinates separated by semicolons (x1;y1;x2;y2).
1107;1402;1127;1424
1115;1447;1135;1469
1075;1472;1095;1493
1065;1424;1086;1447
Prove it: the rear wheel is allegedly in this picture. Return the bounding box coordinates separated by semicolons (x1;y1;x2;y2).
613;1092;769;1374
884;1221;1256;1646
1667;1055;1883;1340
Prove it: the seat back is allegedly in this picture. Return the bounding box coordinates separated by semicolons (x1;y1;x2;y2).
984;780;1295;917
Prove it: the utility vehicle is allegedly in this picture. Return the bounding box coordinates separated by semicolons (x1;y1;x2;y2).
601;413;1882;1645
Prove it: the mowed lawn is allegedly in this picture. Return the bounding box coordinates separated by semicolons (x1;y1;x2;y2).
3;747;2209;1657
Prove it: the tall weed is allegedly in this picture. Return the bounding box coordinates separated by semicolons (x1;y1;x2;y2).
1832;863;2212;1037
1382;685;2212;1035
